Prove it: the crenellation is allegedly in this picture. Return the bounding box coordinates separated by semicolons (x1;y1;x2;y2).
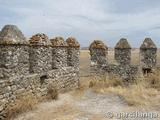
29;33;52;74
115;38;131;65
140;38;157;73
89;38;158;81
0;25;29;79
66;37;80;69
89;40;108;66
0;25;80;119
50;37;68;69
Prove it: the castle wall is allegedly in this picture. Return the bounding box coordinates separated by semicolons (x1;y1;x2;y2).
89;38;157;81
0;25;80;119
140;49;157;69
29;45;52;74
52;47;68;69
114;49;131;65
90;48;107;66
140;38;157;71
0;45;29;79
67;48;80;68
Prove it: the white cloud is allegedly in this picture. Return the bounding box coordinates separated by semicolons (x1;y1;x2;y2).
0;0;160;47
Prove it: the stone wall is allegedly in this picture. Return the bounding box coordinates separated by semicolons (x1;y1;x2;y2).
50;37;68;69
115;38;131;65
89;40;108;66
89;38;157;81
140;38;157;74
0;25;80;119
29;34;52;74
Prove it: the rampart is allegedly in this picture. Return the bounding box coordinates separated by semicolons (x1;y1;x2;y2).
0;25;80;119
89;38;157;81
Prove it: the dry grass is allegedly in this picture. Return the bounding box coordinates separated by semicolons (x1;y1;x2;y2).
33;103;81;120
46;85;59;100
88;71;160;107
71;76;91;100
29;102;104;120
6;85;59;119
80;49;160;107
6;94;38;120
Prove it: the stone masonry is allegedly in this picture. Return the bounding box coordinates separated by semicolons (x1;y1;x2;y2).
115;38;131;65
140;38;157;73
89;40;108;75
66;37;80;69
89;38;157;81
50;37;68;69
89;40;108;66
0;25;80;119
29;33;52;74
0;25;29;79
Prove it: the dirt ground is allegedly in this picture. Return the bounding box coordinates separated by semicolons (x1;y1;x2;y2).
14;89;160;120
14;50;160;120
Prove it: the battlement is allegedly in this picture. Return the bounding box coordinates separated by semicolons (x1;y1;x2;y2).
89;38;157;81
0;25;80;119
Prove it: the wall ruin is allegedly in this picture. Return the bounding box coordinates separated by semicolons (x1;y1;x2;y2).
89;38;157;81
0;25;80;119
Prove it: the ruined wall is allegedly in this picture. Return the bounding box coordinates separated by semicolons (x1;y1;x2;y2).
89;38;157;81
140;38;157;73
50;37;68;69
89;40;108;66
0;25;29;79
29;34;52;74
89;40;108;76
115;38;131;65
66;37;80;69
0;25;80;119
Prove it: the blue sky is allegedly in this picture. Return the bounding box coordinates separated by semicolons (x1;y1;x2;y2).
0;0;160;47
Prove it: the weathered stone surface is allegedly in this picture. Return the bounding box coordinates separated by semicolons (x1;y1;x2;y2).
67;48;80;68
29;33;52;74
89;38;158;82
89;40;108;50
51;37;68;69
115;38;131;49
89;40;108;66
50;37;68;47
66;37;80;68
0;25;80;118
52;47;68;69
29;33;50;45
66;37;80;48
29;46;52;74
140;38;157;70
140;38;157;49
105;64;139;81
0;25;27;44
115;38;131;65
0;25;29;78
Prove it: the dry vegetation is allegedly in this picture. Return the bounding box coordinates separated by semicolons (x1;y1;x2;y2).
6;86;59;120
88;71;160;107
80;49;160;108
46;84;58;100
6;94;38;120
